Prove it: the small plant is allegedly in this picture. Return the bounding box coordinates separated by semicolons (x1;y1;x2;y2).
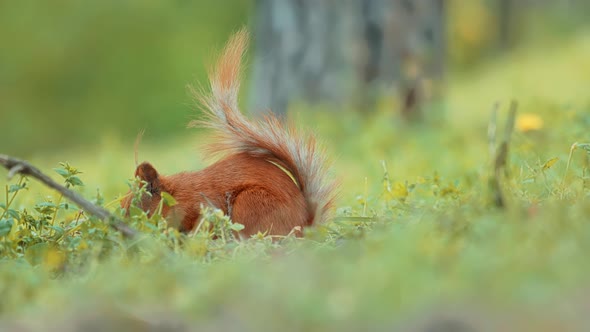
0;175;27;238
193;205;244;244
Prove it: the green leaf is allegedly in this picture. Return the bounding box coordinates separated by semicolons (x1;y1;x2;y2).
161;192;178;207
36;202;57;208
129;205;145;218
6;209;20;219
53;167;69;178
0;218;13;236
49;225;65;237
575;143;590;154
35;202;57;215
230;223;245;231
67;176;84;187
8;183;26;193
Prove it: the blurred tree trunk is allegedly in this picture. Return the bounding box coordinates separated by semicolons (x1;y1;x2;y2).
497;0;514;50
249;0;356;117
249;0;446;119
359;0;446;119
498;0;511;49
494;0;588;51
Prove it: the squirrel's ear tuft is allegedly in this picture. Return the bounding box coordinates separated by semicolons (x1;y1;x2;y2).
135;162;160;194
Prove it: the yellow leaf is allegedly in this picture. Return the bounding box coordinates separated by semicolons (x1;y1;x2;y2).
392;182;408;201
541;157;559;171
78;239;89;250
416;176;427;184
44;248;66;271
25;243;65;271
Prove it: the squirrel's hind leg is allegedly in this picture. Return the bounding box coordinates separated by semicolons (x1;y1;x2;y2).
230;188;307;238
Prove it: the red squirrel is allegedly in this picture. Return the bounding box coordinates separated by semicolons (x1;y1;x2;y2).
121;29;336;237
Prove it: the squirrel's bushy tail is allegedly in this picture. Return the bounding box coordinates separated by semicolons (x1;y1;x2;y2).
188;28;336;224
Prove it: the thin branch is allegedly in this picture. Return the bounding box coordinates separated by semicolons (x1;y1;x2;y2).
0;154;137;238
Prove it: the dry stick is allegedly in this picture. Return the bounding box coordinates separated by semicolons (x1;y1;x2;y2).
497;100;518;175
487;102;500;159
488;103;503;208
490;100;518;208
0;154;137;238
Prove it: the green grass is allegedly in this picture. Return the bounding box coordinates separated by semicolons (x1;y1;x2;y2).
1;28;590;332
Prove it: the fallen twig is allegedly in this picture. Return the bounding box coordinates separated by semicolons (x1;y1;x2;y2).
0;154;137;238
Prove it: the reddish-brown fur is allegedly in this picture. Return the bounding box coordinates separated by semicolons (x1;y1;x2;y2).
121;29;336;238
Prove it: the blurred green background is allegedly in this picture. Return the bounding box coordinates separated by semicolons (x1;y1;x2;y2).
1;0;588;156
1;0;251;156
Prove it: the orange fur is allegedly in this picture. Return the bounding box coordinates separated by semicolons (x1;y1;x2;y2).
121;28;337;237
